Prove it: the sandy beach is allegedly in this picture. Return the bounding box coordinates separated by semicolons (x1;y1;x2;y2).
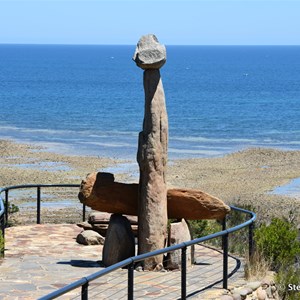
1;139;300;224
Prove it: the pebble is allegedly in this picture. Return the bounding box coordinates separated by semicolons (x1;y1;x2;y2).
231;293;242;300
256;287;267;300
220;295;234;300
246;281;262;291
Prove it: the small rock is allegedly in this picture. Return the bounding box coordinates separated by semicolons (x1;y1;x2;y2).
266;286;273;298
76;221;93;230
256;287;267;300
154;263;164;272
135;266;143;272
261;279;270;288
271;285;277;292
231;293;242;300
76;230;104;245
220;295;234;300
246;281;262;291
238;288;252;297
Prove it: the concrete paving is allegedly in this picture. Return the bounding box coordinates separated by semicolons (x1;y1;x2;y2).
0;224;244;299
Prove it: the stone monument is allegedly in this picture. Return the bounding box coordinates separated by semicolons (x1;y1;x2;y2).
133;34;168;270
78;34;231;271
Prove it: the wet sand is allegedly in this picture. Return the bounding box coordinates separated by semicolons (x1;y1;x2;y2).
1;139;300;224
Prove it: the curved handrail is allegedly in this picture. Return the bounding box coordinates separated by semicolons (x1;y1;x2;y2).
40;206;256;300
0;192;5;229
0;184;84;234
0;194;4;219
0;184;256;299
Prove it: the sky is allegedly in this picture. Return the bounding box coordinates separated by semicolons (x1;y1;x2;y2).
0;0;300;45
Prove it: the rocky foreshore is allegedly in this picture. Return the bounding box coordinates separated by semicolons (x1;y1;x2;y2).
1;139;300;224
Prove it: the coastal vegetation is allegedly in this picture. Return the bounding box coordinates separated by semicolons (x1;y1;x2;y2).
190;204;300;299
254;218;300;299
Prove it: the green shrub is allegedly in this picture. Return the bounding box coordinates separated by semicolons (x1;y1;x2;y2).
255;218;300;270
189;219;222;248
6;202;19;214
276;265;300;300
189;219;209;238
189;219;222;238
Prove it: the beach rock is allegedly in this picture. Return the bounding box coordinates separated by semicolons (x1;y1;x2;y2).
166;219;193;269
133;34;166;69
78;172;230;220
76;230;104;245
102;214;135;267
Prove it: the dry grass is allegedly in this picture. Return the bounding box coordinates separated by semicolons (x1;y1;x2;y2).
244;250;272;281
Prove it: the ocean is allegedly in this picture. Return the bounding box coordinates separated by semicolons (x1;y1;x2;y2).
0;44;300;160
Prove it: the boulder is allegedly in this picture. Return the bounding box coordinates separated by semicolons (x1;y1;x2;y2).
87;211;138;237
92;223;138;237
76;230;104;245
78;172;230;220
166;219;194;269
102;214;135;267
76;221;93;230
133;34;166;69
88;211;137;225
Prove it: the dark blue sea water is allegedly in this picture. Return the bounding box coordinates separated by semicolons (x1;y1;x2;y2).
0;44;300;159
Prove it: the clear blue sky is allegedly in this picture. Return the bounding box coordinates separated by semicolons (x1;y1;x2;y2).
1;0;300;45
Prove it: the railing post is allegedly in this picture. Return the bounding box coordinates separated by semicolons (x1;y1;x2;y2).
5;190;9;224
222;217;228;290
82;204;86;222
222;217;226;249
249;219;255;258
37;187;41;224
181;246;187;300
128;261;134;300
1;214;4;235
81;282;88;300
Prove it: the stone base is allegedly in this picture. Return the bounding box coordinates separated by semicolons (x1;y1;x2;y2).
165;219;194;270
102;214;135;267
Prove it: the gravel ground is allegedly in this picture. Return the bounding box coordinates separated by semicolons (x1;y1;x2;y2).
1;139;300;225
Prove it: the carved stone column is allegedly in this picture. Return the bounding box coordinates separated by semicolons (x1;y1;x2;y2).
133;34;168;270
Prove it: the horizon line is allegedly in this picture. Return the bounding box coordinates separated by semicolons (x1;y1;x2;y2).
1;42;300;47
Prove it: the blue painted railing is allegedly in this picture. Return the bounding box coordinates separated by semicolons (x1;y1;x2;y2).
0;184;256;299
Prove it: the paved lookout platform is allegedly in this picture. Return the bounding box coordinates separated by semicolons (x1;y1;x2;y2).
0;224;244;299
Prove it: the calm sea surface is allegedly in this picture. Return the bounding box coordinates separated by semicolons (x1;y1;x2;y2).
0;45;300;159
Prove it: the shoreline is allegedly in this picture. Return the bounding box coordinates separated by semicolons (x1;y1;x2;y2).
1;138;300;224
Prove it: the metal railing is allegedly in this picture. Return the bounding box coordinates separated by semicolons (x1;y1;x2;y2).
0;191;5;241
0;184;85;233
0;184;256;299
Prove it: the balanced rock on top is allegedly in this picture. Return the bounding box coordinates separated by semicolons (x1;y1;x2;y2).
133;34;166;70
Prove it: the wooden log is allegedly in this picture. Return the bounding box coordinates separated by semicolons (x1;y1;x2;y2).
78;172;230;220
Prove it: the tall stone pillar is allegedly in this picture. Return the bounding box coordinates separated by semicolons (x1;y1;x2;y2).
133;34;168;270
